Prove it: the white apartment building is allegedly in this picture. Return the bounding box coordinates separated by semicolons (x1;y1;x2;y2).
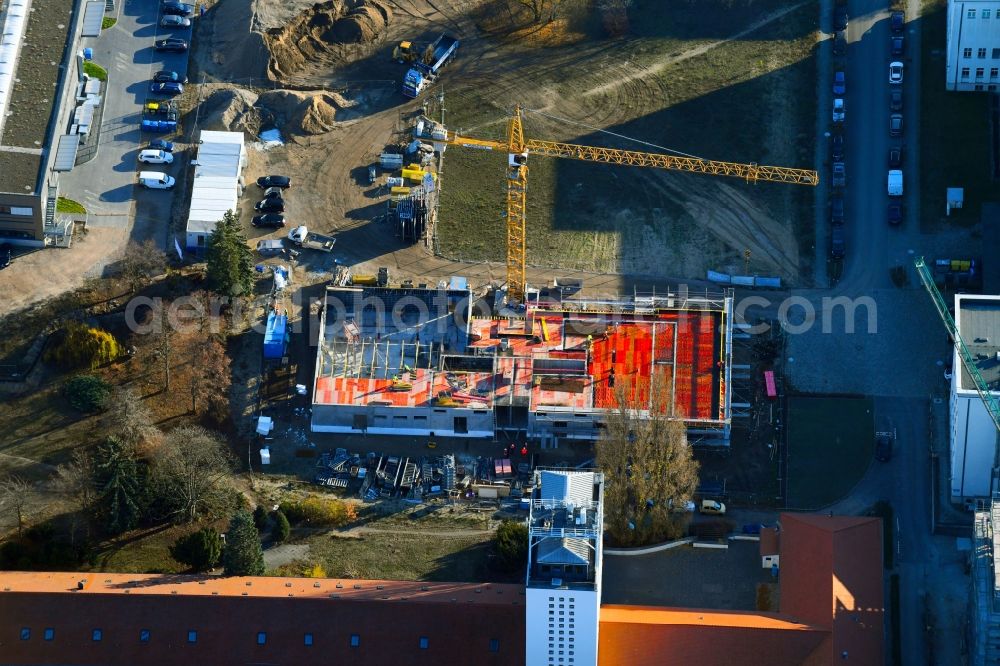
947;0;1000;90
951;294;1000;503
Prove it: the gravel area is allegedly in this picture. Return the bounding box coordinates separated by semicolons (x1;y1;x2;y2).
785;287;949;396
0;151;41;194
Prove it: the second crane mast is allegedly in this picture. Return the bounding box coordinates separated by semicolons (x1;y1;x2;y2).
428;105;820;303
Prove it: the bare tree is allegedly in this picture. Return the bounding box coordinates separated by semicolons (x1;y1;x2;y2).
189;337;232;417
120;240;167;294
54;450;96;544
596;374;700;546
0;476;32;537
107;387;160;452
151;426;234;523
515;0;565;23
152;303;172;391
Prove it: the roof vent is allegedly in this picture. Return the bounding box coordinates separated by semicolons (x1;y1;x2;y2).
285;582;292;588
313;582;321;588
77;580;86;590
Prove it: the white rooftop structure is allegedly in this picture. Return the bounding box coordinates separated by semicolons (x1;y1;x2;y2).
0;0;30;143
185;130;246;249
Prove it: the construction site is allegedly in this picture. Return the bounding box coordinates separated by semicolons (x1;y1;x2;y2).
311;283;734;446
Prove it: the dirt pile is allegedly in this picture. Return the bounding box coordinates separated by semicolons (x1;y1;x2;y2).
256;89;360;135
266;0;393;79
197;88;262;134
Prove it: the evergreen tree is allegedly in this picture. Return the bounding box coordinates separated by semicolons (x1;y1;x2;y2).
222;510;265;576
252;505;269;532
494;519;528;572
93;437;145;534
206;211;254;298
272;510;290;543
170;527;223;571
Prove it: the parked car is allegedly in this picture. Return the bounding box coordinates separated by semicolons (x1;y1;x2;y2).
669;499;696;514
252;213;286;228
833;31;847;55
138;149;174;164
138;171;175;189
888;146;903;168
889;61;904;84
699;500;726;516
262;186;284;200
888;201;904;226
891;10;904;34
161;1;194;16
891;36;905;57
890;89;903;112
155;38;188;52
830;133;844;161
832;98;845;123
256;175;291;189
889;113;903;137
255;198;286;213
154;70;187;84
368;165;377;185
833;7;848;30
149;138;174;152
830;224;845;259
159;14;191;28
149;82;183;95
831;195;844;225
741;523;766;535
0;243;11;270
832;161;846;187
144;100;177;117
832;70;846;95
875;433;893;462
141;119;177;133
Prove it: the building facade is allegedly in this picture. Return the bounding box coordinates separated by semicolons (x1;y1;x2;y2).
950;294;1000;503
946;0;1000;91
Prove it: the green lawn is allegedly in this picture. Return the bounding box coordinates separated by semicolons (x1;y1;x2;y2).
56;196;87;214
786;396;874;509
919;0;993;230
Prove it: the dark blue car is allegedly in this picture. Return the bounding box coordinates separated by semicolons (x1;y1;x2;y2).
141;119;177;133
149;139;174;152
832;71;845;95
149;82;183;95
162;1;194;16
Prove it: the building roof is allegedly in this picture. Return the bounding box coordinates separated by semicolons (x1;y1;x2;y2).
186;131;245;238
955;294;1000;392
779;513;884;665
598;606;829;666
0;573;525;666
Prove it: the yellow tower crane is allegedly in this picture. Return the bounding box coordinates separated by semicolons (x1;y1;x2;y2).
429;105;819;303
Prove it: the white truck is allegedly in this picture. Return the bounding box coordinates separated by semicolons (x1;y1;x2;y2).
887;170;903;197
288;226;336;252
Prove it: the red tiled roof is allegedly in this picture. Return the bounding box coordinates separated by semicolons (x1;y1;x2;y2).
598;605;829;666
779;513;884;665
0;573;524;666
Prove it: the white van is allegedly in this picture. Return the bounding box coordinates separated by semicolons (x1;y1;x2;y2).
138;171;175;189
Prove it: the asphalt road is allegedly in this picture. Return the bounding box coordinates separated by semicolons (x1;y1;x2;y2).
60;0;191;249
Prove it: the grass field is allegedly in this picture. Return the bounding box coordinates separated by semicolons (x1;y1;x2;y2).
919;0;994;231
786;395;874;509
438;0;818;279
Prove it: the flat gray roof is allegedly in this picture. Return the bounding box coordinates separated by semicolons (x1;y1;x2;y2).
958;297;1000;391
0;150;42;194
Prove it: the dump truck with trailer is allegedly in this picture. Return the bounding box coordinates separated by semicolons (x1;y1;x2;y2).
288;226;336;252
401;34;458;98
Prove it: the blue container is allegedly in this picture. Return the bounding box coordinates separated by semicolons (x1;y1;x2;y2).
83;47;93;60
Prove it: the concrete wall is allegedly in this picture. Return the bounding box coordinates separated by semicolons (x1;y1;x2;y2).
946;0;1000;91
951;390;997;500
311;403;494;437
525;587;599;666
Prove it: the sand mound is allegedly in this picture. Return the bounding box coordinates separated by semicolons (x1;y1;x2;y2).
197;88;262;133
266;0;391;78
256;89;359;135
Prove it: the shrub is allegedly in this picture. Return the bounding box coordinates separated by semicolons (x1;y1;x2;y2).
272;510;290;543
45;322;124;371
253;505;269;532
494;519;528;572
170;527;223;571
303;563;326;578
279;497;358;528
64;375;111;412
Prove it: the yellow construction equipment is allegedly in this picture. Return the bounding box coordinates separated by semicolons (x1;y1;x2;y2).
392;41;418;63
433;105;820;303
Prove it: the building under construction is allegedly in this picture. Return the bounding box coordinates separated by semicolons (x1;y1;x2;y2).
311;284;734;446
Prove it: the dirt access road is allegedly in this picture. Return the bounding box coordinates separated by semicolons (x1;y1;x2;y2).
191;0;820;290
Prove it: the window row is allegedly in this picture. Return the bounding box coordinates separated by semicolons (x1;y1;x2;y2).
18;628;500;652
962;47;1000;59
960;67;1000;79
967;9;997;19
